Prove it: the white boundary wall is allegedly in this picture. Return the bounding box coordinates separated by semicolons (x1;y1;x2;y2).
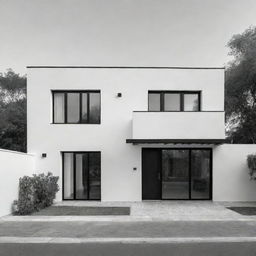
0;149;35;216
1;144;256;211
213;144;256;201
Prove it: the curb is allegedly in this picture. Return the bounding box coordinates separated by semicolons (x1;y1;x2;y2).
1;236;256;244
1;216;256;222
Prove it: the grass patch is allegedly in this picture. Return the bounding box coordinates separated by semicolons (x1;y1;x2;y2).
31;206;130;216
227;207;256;216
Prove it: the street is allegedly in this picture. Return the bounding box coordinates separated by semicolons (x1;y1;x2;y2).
1;241;256;256
1;220;256;255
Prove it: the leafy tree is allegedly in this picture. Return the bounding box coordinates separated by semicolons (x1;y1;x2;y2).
0;69;26;152
225;26;256;143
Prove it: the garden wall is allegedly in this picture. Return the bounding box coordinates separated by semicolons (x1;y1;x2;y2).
0;149;35;216
213;144;256;201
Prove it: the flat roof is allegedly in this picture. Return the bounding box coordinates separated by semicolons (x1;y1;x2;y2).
27;66;225;70
126;139;226;145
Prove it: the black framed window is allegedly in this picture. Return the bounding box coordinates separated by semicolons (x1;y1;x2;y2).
52;90;101;124
148;91;200;112
63;151;101;200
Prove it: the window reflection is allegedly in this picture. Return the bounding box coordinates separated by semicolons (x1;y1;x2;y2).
184;94;199;111
81;93;88;123
191;150;210;199
149;93;161;111
67;93;80;123
53;93;65;123
89;93;100;124
164;93;180;111
162;150;189;199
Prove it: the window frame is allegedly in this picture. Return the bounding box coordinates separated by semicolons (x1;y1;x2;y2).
52;90;101;124
62;151;101;201
148;90;201;112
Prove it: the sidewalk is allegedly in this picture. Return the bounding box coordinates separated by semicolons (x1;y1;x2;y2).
1;220;256;243
2;201;256;222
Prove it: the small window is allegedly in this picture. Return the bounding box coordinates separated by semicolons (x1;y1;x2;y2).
53;91;101;124
148;91;200;112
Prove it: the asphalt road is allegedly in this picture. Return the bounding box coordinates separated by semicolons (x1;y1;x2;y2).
1;242;256;256
1;220;256;256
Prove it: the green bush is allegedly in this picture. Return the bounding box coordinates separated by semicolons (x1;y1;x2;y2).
13;172;59;215
247;154;256;179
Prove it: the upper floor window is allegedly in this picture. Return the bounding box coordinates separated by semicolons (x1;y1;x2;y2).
53;90;100;124
148;91;200;112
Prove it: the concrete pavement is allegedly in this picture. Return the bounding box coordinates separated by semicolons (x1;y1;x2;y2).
1;220;256;239
2;201;256;222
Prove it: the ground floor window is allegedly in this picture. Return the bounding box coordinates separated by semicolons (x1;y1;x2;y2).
142;148;212;200
62;152;101;200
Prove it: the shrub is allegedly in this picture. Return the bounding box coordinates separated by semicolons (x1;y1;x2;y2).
13;172;59;215
247;154;256;180
15;176;35;215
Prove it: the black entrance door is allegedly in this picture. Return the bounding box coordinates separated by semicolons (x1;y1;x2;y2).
142;149;161;199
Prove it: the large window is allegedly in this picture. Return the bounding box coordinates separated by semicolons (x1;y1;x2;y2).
63;152;101;200
148;91;200;112
53;91;100;124
142;148;212;200
161;149;211;200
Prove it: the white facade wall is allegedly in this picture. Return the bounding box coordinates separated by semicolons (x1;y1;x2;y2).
213;144;256;202
0;149;35;216
27;67;224;201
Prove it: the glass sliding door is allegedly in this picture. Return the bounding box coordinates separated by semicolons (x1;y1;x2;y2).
63;152;101;200
75;153;88;200
142;148;212;200
88;152;101;200
63;153;74;199
162;149;189;199
191;150;211;199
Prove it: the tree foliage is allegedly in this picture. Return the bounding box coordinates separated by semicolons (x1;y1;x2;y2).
0;69;26;152
225;27;256;143
247;154;256;179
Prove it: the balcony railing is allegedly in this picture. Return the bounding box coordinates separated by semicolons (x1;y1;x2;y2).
131;111;225;140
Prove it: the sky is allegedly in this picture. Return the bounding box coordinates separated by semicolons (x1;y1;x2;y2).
0;0;256;75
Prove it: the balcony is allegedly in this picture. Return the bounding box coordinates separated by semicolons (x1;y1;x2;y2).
127;111;225;144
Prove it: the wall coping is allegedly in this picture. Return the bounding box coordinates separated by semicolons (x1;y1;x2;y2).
222;144;256;146
0;148;34;156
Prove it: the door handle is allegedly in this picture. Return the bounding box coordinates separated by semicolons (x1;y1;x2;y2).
158;173;161;180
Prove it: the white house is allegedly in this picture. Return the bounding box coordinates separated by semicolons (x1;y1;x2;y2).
25;66;256;202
